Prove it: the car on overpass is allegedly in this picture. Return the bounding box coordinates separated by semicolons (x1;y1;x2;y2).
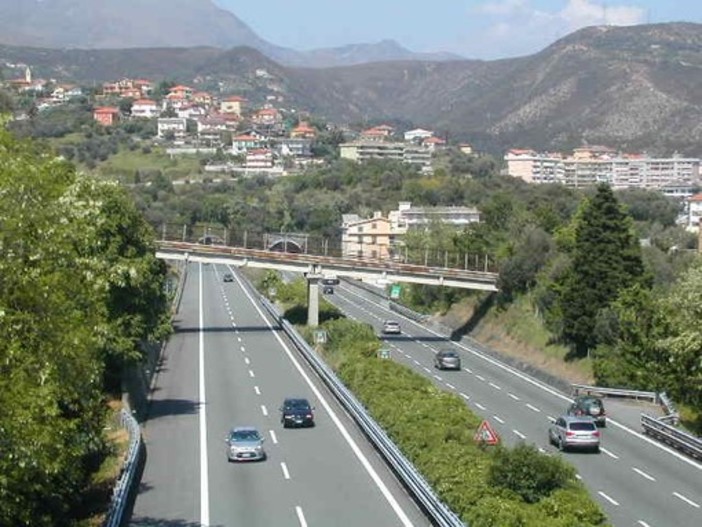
548;415;600;453
226;426;267;462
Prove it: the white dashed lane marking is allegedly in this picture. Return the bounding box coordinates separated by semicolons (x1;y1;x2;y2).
460;393;470;401
446;383;456;390
244;357;251;365
261;405;268;417
254;386;261;396
296;506;308;527
281;462;291;480
601;447;619;460
269;430;278;444
476;375;486;382
526;403;541;413
493;415;505;424
508;393;520;401
632;468;655;482
598;491;620;506
489;382;502;391
463;367;473;374
673;492;700;508
513;429;526;439
475;402;487;411
249;370;255;378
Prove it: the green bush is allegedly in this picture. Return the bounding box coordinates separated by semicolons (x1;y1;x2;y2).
488;443;575;503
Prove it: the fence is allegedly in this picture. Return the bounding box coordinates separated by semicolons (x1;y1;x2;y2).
571;384;658;403
103;409;142;527
258;294;466;527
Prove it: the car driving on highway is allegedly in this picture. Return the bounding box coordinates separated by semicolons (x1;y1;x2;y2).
226;426;266;461
223;272;234;282
567;395;607;427
280;397;315;428
434;349;461;370
381;320;401;335
548;415;600;453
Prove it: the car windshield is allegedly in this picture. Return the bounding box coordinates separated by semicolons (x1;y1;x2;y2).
285;399;310;409
440;351;458;358
385;321;398;327
231;430;260;442
569;422;596;431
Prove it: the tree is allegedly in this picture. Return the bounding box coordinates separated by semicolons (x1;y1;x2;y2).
557;184;646;357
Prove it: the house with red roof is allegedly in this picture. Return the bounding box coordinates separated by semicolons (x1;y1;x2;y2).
246;148;274;169
93;107;120;126
131;99;159;118
290;121;317;139
169;85;193;100
252;107;282;126
220;96;246;116
231;134;263;154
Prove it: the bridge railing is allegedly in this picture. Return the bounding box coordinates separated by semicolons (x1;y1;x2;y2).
156;223;497;273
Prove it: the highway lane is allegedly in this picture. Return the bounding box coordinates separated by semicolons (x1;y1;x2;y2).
131;263;430;527
328;281;702;527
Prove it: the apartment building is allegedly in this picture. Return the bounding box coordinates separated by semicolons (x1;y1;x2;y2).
341;212;393;260
687;193;702;231
157;118;187;139
506;147;700;190
389;201;481;234
340;141;435;172
341;202;481;260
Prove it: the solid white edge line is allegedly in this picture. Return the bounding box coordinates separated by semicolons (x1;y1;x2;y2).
198;264;210;526
598;491;620;506
673;492;700;508
281;462;291;480
342;286;702;472
233;271;416;527
295;506;308;527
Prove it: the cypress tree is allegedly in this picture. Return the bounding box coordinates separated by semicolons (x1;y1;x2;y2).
559;184;645;357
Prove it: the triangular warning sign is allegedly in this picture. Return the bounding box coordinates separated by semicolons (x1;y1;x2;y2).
473;420;500;446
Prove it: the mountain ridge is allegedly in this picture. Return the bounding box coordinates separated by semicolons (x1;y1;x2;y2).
0;0;461;67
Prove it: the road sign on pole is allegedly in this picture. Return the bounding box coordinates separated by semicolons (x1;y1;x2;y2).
314;329;327;344
378;348;391;359
473;420;500;446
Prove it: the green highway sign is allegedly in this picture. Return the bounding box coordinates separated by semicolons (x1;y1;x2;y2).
390;284;402;299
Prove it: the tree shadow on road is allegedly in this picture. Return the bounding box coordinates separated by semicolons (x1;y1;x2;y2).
130;517;225;527
146;398;201;420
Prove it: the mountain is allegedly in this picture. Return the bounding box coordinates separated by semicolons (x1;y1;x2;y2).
0;0;461;67
3;23;702;154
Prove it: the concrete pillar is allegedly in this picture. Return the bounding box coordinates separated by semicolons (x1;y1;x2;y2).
307;275;321;327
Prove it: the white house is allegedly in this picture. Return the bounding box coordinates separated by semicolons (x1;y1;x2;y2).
232;134;264;155
246;148;274;169
157;117;187;139
687;193;702;231
131;99;159;118
404;128;434;143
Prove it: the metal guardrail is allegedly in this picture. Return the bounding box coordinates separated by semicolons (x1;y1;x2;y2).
641;413;702;460
658;391;679;424
571;384;658;403
104;409;142;527
389;301;430;323
259;295;466;527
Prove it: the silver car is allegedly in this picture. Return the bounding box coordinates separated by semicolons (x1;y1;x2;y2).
548;415;600;453
382;320;401;334
434;349;461;370
226;426;266;462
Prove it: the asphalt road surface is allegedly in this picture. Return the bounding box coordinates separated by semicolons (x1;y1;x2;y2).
327;280;702;527
130;263;431;527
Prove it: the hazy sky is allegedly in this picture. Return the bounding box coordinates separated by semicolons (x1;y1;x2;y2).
215;0;702;59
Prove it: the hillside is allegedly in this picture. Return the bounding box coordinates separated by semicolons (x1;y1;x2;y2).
4;23;702;154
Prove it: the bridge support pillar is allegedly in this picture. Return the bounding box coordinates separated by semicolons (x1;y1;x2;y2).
306;275;322;327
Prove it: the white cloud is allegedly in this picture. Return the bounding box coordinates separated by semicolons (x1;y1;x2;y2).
465;0;646;58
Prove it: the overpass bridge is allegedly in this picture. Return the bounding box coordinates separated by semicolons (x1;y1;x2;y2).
155;229;499;326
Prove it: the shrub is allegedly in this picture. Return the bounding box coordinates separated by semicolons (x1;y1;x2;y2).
488;443;576;504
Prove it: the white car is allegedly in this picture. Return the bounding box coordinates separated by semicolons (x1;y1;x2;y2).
382;320;401;335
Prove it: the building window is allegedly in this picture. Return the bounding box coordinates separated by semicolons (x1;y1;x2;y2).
372;222;377;229
371;250;378;258
358;226;364;233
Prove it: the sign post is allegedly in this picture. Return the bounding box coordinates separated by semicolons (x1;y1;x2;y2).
313;329;327;344
378;348;391;360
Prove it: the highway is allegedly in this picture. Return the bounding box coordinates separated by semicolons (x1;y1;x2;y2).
130;263;430;527
328;280;702;527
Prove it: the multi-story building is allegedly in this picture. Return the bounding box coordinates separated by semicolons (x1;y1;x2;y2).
505;147;700;191
245;149;274;169
93;107;120;126
389;201;481;234
341;212;393;260
404;128;434;143
340;141;436;172
232;134;264;155
131;99;159;118
220;96;245;116
687;193;702;231
276;138;312;158
340;203;481;260
157;118;187;139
